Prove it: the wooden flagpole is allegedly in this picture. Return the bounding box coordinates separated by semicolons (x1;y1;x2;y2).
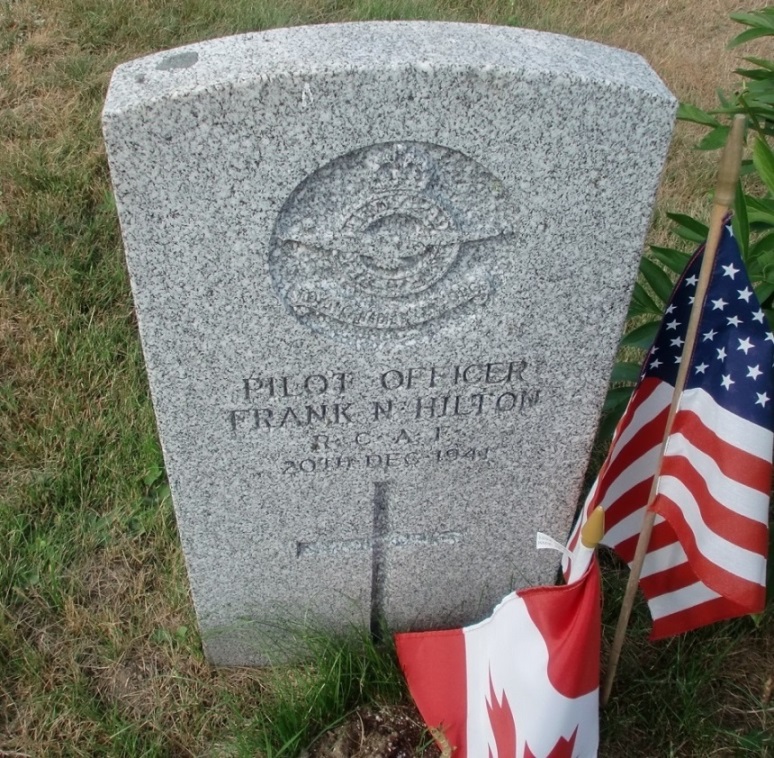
601;114;747;707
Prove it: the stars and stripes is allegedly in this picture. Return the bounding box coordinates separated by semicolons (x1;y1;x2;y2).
566;224;774;639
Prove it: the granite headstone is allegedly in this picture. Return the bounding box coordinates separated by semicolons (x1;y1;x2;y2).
103;22;676;665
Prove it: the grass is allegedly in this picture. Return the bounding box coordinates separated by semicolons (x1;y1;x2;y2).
231;624;412;756
1;0;773;755
599;555;774;756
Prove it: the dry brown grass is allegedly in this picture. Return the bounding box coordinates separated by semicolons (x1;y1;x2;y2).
567;0;752;102
541;0;772;244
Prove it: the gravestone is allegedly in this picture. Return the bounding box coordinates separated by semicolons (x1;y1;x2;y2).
103;22;675;665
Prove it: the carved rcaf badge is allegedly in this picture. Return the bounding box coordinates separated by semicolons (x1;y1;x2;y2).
269;142;516;343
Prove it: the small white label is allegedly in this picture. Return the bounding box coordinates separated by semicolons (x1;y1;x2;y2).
535;532;572;560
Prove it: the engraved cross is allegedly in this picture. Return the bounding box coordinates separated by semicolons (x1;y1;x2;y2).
295;481;463;636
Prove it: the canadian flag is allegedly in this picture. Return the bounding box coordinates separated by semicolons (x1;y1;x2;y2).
395;540;600;758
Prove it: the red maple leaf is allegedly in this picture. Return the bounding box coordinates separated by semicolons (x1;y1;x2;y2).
524;726;578;758
486;671;516;758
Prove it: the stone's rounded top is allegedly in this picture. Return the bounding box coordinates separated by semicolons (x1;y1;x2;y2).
103;21;675;117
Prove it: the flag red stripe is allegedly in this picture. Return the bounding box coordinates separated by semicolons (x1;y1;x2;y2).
679;386;774;459
673;409;772;492
606;378;670;468
650;595;752;640
600;478;652;534
594;398;669;510
564;381;667;564
613;520;677;564
654;475;766;586
652;493;766;610
639;560;698;598
590;378;769;622
658;457;769;553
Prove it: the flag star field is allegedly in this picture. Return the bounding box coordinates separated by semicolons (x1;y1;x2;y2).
643;226;774;424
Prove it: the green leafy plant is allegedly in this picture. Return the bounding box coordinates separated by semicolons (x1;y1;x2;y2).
602;8;774;438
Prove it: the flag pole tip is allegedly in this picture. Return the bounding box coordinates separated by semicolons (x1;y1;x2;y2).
715;114;746;207
580;506;605;549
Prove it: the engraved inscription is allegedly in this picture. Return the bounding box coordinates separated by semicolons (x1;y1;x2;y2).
228;359;539;433
226;357;544;476
269;142;517;342
280;447;491;476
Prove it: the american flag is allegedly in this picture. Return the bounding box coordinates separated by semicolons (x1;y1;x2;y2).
567;223;774;639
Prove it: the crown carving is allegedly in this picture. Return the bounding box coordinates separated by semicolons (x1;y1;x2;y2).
370;143;436;193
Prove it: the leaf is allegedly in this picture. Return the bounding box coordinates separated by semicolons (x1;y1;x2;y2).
730;28;774;47
751;232;774;258
667;212;708;243
151;628;174;645
597;411;623;442
667;212;709;237
744;83;774;102
717;89;733;109
734;58;774;82
621;319;660;350
672;227;707;243
744;88;774;104
650;245;691;275
746;196;774;226
741;103;774;119
23;571;40;588
602;386;634;414
754;281;774;306
697;125;730;151
628;282;662;318
738;55;774;72
729;10;774;49
732;182;750;259
735;729;768;750
676;102;720;127
744;257;762;280
729;8;774;27
610;361;642;384
639;258;675;305
735;67;774;81
752;137;774;194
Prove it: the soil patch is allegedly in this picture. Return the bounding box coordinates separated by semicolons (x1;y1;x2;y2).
307;705;443;758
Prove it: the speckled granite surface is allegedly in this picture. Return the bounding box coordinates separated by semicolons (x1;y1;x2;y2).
103;22;675;665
